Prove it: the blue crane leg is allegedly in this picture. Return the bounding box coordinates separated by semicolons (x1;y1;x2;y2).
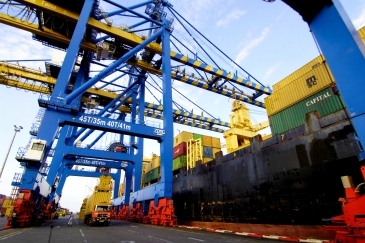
133;74;146;192
124;164;134;205
309;1;365;158
113;169;122;199
51;0;95;97
160;27;173;197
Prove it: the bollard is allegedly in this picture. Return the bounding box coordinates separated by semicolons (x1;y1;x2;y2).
48;225;54;243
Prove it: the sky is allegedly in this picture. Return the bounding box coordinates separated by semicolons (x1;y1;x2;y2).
0;0;364;213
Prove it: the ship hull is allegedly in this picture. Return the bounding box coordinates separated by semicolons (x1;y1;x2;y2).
172;110;363;239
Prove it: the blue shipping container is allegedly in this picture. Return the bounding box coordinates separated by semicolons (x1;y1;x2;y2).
203;146;213;158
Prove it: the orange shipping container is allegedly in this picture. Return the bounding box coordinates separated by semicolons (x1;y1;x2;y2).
211;137;221;148
265;62;335;116
202;135;212;147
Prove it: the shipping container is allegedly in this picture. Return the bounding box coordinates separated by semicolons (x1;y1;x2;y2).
174;131;193;147
359;25;365;41
265;62;335;116
211;137;221;148
202;135;212;147
144;167;159;183
85;191;111;214
193;133;203;141
202;158;212;164
173;142;187;159
269;87;345;135
212;148;221;158
145;154;160;173
173;155;187;171
203;146;213;158
273;55;326;91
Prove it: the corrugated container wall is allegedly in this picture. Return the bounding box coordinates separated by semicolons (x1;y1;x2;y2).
212;148;221;158
145;155;160;173
202;136;212;147
173;155;187;171
269;87;345;135
85;192;111;213
265;61;335;116
203;146;213;158
193;133;203;141
211;137;221;148
359;25;365;42
174;131;193;147
173;142;187;159
272;55;325;91
143;167;160;184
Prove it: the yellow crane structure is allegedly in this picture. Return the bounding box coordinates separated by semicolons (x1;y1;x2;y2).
224;101;270;153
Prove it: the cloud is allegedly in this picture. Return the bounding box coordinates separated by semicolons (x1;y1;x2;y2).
216;10;246;28
0;25;54;69
235;27;270;65
353;3;365;29
262;62;282;80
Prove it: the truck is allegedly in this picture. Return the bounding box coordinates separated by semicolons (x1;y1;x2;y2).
57;208;67;217
83;175;113;226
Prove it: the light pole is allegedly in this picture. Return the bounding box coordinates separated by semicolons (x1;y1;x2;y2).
0;125;23;180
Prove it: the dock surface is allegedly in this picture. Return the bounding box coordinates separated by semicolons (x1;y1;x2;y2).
0;216;280;243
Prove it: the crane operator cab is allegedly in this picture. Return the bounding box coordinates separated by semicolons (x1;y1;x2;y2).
16;139;47;166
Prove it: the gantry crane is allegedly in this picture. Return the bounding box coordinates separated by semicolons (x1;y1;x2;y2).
0;0;271;228
2;1;363;240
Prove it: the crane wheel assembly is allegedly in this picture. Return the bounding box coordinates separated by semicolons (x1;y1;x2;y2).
145;198;177;227
324;166;365;243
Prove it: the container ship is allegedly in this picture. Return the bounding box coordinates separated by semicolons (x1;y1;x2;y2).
139;26;365;239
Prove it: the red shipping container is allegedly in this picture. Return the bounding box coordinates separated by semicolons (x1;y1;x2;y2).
173;142;187;159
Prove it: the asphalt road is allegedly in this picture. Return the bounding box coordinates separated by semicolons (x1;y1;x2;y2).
0;216;280;243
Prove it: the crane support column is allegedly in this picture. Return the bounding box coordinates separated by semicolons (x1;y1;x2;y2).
283;0;365;158
133;73;146;192
52;0;95;97
160;24;173;190
282;1;365;242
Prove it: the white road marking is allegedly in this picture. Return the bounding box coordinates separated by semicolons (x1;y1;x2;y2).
121;241;136;243
56;226;60;228
130;225;138;227
148;236;174;243
188;238;205;242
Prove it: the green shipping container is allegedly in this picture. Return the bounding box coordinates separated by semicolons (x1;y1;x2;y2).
269;87;345;135
143;167;160;184
193;133;203;141
173;155;187;171
143;171;151;184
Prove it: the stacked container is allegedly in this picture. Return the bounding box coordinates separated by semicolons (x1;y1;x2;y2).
193;133;221;164
173;131;192;171
143;154;160;184
265;26;365;136
265;55;344;136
